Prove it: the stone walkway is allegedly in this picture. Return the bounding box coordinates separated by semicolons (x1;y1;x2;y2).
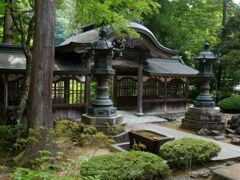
127;123;240;161
117;110;167;124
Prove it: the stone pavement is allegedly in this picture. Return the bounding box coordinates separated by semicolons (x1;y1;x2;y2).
212;163;240;180
117;110;167;124
126;123;240;161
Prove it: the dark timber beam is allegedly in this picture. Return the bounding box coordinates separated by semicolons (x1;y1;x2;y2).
85;75;91;112
112;74;117;107
137;64;143;115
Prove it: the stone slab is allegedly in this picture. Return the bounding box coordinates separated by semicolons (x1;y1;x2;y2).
81;114;123;125
212;163;240;180
188;107;220;115
81;114;126;134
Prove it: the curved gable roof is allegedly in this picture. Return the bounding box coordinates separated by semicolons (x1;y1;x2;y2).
59;22;178;55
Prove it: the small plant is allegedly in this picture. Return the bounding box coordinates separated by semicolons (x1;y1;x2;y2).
159;137;221;169
131;139;146;151
8;150;84;180
80;151;171;180
217;95;240;113
55;120;115;148
0;125;27;149
105;122;124;136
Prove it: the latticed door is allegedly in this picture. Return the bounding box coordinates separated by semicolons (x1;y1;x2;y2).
52;78;85;105
116;77;138;108
143;78;164;100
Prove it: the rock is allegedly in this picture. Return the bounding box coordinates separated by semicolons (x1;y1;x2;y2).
236;127;240;135
190;172;198;178
225;128;236;134
226;161;236;166
210;130;221;136
167;117;176;122
229;115;240;130
209;164;226;172
197;128;210;136
190;168;211;178
231;138;240;145
214;135;225;140
225;133;236;138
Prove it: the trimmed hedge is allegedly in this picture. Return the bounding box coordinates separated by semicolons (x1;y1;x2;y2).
217;95;240;113
80;151;171;180
159;137;221;169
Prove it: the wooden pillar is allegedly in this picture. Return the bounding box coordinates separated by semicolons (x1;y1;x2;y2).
3;74;8;125
185;78;189;110
112;74;117;107
137;64;143;115
85;75;91;112
164;77;167;113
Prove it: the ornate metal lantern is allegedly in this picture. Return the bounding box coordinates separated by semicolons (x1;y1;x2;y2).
87;25;117;117
194;41;217;108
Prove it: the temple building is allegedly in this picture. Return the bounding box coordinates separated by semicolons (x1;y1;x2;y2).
0;22;198;124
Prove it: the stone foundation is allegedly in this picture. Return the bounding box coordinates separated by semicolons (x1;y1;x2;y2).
181;107;225;131
81;114;126;134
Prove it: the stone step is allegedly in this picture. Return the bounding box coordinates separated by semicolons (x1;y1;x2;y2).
185;112;222;122
181;118;225;131
212;163;240;180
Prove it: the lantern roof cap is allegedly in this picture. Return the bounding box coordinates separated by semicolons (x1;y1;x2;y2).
195;41;217;60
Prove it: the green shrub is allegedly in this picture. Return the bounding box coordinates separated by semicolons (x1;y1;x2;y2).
80;151;171;180
159;137;221;169
217;95;240;113
0;125;27;149
55;120;115;147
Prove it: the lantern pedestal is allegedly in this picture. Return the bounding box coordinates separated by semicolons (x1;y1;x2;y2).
182;107;225;131
81;25;126;137
181;42;225;132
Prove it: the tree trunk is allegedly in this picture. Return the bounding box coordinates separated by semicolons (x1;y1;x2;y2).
20;0;57;164
3;0;13;43
216;0;227;102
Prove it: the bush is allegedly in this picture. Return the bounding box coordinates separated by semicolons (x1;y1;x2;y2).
0;125;27;149
55;120;115;147
217;95;240;113
159;137;221;169
80;151;171;180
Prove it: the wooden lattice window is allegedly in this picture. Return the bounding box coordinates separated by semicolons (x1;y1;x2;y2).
167;79;186;99
117;77;137;97
143;78;164;100
8;77;24;106
52;78;85;104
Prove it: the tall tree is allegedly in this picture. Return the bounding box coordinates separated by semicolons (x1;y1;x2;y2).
144;0;223;58
214;10;240;100
68;0;159;36
3;0;13;43
10;0;35;123
20;0;57;164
